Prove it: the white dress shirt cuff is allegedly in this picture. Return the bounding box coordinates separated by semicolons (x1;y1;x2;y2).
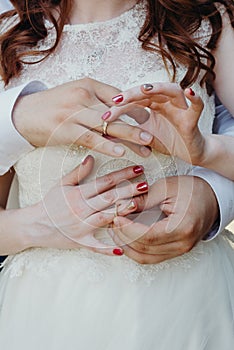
0;81;47;175
190;167;234;240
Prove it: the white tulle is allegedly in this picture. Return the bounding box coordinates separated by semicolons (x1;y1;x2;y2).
0;1;234;349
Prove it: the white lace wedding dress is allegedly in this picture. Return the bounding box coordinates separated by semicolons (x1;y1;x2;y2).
0;2;234;349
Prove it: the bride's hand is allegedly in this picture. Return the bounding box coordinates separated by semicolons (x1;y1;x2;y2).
25;156;148;256
13;78;153;158
103;82;206;165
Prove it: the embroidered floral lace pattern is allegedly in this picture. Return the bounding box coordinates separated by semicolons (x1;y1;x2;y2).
0;1;223;281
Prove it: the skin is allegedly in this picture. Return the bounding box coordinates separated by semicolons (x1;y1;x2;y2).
0;158;148;256
110;175;218;264
103;10;234;180
0;0;224;263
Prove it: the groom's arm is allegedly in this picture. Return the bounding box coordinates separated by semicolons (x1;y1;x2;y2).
191;103;234;240
0;82;47;175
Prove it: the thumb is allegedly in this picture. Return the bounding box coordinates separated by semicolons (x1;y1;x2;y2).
61;155;95;186
93;80;121;107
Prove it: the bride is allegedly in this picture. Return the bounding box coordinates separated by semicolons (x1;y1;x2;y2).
0;0;234;349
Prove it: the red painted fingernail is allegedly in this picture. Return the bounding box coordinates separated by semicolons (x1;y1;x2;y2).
82;155;91;165
102;111;111;121
113;248;124;256
133;165;144;174
112;94;124;104
137;182;148;192
189;88;195;96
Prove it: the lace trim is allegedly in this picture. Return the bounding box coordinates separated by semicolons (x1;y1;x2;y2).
2;232;233;284
1;243;205;284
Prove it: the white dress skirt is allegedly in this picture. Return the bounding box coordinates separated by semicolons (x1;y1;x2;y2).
0;1;234;348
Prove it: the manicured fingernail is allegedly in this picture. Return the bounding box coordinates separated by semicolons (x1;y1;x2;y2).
82;155;91;165
133;165;144;174
112;94;124;104
189;88;195;96
140;146;152;157
114;145;125;156
140;131;152;142
102;111;111;121
113;248;124;256
137;182;148;192
143;83;153;91
127;201;137;211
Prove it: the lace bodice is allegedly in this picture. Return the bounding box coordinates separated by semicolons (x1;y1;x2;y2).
1;1;218;279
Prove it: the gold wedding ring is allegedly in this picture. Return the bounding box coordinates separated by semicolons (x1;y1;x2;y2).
114;203;119;217
102;121;109;136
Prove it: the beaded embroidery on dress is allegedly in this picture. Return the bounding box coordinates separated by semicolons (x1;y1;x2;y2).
0;2;234;349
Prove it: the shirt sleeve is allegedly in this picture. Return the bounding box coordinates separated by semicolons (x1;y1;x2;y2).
191;103;234;240
0;81;47;175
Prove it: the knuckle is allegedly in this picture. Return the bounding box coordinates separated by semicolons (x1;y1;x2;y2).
139;244;148;254
134;256;148;265
79;131;95;145
183;241;193;253
183;222;195;238
65;87;91;108
72;86;91;101
102;173;116;188
80;77;92;86
101;190;116;205
178;241;192;254
96;213;107;226
144;232;156;245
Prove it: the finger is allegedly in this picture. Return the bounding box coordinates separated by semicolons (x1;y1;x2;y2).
111;82;187;108
61;155;95;186
118;236;191;255
85;210;115;230
90;78;122;106
109;229;174;264
72;124;126;157
78;235;124;257
58;229;124;257
74;107;153;146
141;83;188;109
131;179;169;212
113;216;178;245
80;165;145;198
102;104;151;124
106;121;153;145
184;88;204;119
104;135;152;157
86;181;148;213
122;245;175;264
113;217;151;244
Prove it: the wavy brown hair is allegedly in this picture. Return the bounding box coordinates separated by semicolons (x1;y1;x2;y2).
0;0;234;91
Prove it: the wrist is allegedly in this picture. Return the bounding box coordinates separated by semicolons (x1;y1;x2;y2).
198;135;221;169
0;208;31;255
16;203;53;249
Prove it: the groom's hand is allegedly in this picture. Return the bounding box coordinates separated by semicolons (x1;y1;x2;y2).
111;176;218;264
12;78;152;157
